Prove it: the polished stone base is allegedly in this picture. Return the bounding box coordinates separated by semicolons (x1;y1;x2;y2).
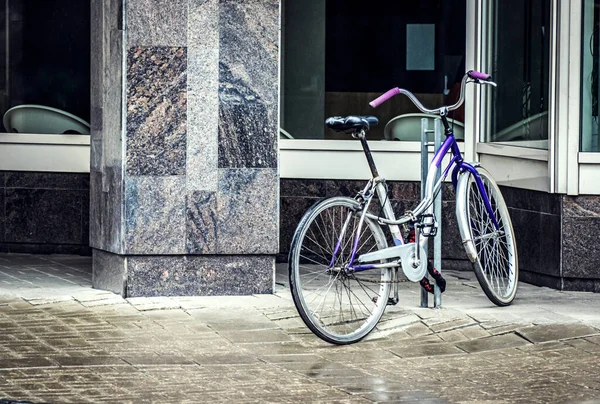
280;179;600;293
92;249;274;297
0;171;90;255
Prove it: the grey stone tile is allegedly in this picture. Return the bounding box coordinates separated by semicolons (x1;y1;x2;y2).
218;75;277;168
500;186;561;215
92;250;126;296
0;190;4;243
5;189;84;244
125;255;274;297
324;180;367;197
126;256;198;297
563;195;600;218
90;168;124;253
217;0;279;169
280;179;327;198
191;255;274;295
387;181;421;200
388;343;464;358
187;0;219;191
126;0;187;46
279;197;316;256
516;324;600;344
5;172;89;190
562;217;600;279
126;46;187;176
509;208;560;278
217;169;278;254
186;191;217;254
454;333;530;353
124;176;186;254
90;0;104;110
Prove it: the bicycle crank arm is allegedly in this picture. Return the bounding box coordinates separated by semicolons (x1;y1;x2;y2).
357;243;428;282
357;243;413;263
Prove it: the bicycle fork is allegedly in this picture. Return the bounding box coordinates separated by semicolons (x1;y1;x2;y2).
455;163;501;262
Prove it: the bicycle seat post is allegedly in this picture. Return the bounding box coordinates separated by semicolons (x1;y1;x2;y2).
357;130;380;179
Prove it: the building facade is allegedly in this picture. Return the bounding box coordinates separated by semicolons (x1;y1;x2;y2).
0;0;599;295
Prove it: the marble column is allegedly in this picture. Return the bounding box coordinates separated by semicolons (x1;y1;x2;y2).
90;0;280;297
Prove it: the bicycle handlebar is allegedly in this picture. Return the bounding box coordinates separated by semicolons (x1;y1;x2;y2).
369;70;495;114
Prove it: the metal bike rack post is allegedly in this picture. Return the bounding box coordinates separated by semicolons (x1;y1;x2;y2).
433;118;443;308
419;118;443;308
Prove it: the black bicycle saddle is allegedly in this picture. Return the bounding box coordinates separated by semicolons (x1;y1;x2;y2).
325;116;379;134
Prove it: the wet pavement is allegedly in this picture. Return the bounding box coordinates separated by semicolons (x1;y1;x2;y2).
0;254;599;403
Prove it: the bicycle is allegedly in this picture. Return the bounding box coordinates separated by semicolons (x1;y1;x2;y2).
288;71;518;345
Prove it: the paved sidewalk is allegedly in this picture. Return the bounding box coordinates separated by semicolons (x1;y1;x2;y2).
0;254;599;403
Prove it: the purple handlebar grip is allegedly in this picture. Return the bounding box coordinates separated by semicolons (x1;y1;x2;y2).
369;88;401;108
468;70;491;81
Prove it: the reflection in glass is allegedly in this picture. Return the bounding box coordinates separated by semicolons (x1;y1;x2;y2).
0;0;90;134
582;0;600;152
282;0;466;141
488;0;550;149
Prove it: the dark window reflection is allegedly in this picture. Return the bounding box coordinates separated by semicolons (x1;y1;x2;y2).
282;0;466;141
581;0;600;152
489;0;550;148
0;0;90;134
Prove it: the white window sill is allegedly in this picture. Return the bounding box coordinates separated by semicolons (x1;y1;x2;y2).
0;133;90;173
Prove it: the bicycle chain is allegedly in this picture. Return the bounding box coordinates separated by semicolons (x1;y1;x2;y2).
351;276;411;284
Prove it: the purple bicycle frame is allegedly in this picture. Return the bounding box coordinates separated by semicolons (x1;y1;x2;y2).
330;133;500;273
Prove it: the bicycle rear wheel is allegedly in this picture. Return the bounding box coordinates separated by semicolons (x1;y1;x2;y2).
289;196;391;344
458;167;518;306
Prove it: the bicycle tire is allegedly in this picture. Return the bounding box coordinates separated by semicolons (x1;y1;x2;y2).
457;167;518;306
289;196;392;344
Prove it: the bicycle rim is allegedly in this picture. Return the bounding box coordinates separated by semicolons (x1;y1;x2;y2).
466;168;518;306
289;197;391;344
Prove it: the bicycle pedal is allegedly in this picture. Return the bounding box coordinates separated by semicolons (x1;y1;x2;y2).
371;296;399;306
417;213;438;237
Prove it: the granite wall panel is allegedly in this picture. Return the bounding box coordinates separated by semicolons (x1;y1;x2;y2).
126;46;187;176
0;171;90;254
562;196;600;281
5;189;84;244
217;0;278;169
126;255;274;297
126;0;187;47
562;216;600;280
217;169;278;254
90;166;123;253
127;256;193;297
124;176;186;254
186;191;218;254
92;249;126;295
187;0;219;191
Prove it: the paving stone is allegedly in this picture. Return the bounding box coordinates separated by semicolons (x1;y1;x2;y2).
516;324;600;343
455;333;531;353
388;343;465;358
1;258;600;402
458;325;492;340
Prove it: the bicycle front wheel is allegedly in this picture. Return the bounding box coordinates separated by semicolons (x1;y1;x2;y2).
289;197;392;344
457;167;518;306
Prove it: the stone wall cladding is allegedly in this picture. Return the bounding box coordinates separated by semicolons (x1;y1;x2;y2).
126;255;274;297
562;195;600;291
91;0;280;296
279;179;464;266
0;171;91;255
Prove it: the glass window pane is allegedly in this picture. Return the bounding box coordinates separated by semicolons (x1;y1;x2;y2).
0;0;90;135
581;0;599;152
488;0;550;149
282;0;466;141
